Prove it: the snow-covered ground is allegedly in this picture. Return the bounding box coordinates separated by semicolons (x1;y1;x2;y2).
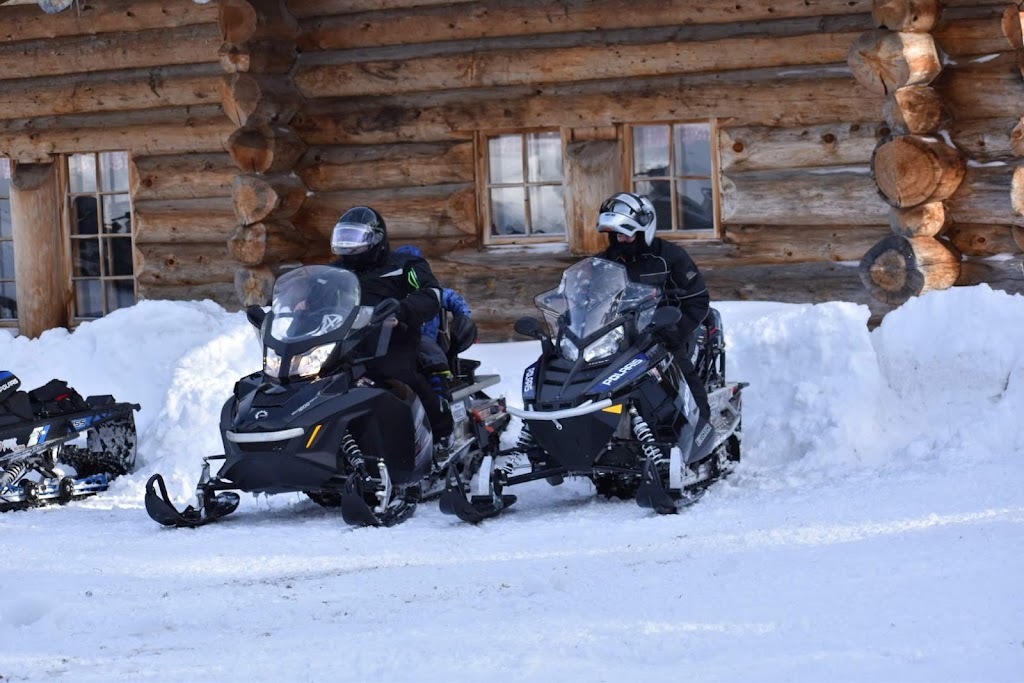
1;285;1022;682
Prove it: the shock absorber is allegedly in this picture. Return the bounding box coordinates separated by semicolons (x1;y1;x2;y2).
629;407;667;470
0;461;29;489
340;432;366;473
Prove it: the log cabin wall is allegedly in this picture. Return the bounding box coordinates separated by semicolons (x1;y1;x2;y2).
285;0;1019;338
0;0;237;333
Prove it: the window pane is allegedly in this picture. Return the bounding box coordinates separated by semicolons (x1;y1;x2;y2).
634;179;672;231
72;238;101;277
104;236;135;276
678;178;714;232
102;194;132;235
74;279;103;319
0;282;16;320
0;240;14;279
0;199;10;239
99;152;130;192
489;186;526;236
69;154;97;193
488;135;523;184
633;125;670;179
528;185;565;234
0;158;10;197
105;279;135;312
526;132;562;183
675;123;712;176
71;196;100;236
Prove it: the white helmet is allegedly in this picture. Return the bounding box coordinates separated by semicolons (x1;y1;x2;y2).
596;192;657;246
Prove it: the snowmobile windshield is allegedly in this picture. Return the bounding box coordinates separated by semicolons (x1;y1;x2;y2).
269;266;367;343
535;257;660;340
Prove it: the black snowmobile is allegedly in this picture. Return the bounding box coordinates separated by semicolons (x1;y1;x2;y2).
145;265;510;528
440;257;745;522
0;371;139;512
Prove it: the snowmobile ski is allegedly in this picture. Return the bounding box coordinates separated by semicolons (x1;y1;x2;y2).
144;472;240;528
438;458;516;523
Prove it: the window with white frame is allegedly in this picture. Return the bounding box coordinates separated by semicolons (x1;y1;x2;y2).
66;152;136;320
0;158;14;322
629;122;717;236
483;130;566;241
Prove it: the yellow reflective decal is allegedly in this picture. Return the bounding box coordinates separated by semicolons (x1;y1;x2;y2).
306;424;323;449
602;404;623;414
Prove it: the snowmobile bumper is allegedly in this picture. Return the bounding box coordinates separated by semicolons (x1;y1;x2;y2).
507;399;613;421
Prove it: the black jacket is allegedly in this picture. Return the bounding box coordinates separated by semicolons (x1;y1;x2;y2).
332;251;442;355
597;237;710;340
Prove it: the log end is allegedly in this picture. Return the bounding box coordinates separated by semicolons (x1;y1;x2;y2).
234;264;275;306
859;234;960;305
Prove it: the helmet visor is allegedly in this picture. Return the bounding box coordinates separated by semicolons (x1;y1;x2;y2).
597;211;644;237
331;223;382;255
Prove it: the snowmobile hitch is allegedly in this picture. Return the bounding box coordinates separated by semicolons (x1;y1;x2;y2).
438;460;516;524
144;471;240;528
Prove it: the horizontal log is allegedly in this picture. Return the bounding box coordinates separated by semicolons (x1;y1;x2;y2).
946;223;1022;257
953;117;1020;162
883;85;947;135
720;224;891;264
296;141;474;191
859;234;960;304
957;255;1024;294
227;220;308;265
228;123;306;174
938;52;1024;120
947;166;1024;227
872;0;941;32
138;281;239;306
296;0;874;51
720;169;889;226
889;202;951;237
719;122;886;173
133;197;237;244
232;173;307;225
0;0;218;42
294;71;887;145
136;242;237;286
293;183;478;241
294;31;858;97
847;29;942;95
219;39;298;75
0;112;232;164
220;73;304;127
289;0;478;18
0;64;223;121
130;153;237;202
933;9;1016;57
0;23;220;81
872;135;966;207
219;0;298;45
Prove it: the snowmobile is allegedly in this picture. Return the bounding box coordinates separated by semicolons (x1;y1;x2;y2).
440;257;745;522
0;371;139;512
144;265;510;528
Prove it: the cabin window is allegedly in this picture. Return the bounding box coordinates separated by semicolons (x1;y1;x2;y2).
0;158;14;322
481;131;566;242
627;121;718;237
65;152;136;320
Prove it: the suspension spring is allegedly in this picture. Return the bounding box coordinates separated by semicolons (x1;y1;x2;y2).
0;461;28;489
629;407;667;466
340;432;365;470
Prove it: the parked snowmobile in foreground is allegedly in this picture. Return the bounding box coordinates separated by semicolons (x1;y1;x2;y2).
0;371;139;512
440;257;745;522
145;265;510;528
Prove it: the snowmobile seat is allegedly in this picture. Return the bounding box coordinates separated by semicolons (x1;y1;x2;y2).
0;391;33;425
27;379;89;418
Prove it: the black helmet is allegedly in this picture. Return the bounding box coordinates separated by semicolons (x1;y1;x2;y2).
331;206;388;267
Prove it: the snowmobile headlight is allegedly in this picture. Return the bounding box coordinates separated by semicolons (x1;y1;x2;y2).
558;336;579;362
264;347;282;377
583;326;624;362
290;343;337;378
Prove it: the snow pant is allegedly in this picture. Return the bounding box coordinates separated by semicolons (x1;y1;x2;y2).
666;332;710;423
366;349;454;442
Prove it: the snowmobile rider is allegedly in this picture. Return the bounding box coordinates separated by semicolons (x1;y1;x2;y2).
329;206;455;445
595;191;711;422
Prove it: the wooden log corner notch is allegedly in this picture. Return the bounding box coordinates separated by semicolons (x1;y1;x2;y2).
848;29;942;96
228;123;307;174
859;234;960;305
872;135;966;208
872;0;942;33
